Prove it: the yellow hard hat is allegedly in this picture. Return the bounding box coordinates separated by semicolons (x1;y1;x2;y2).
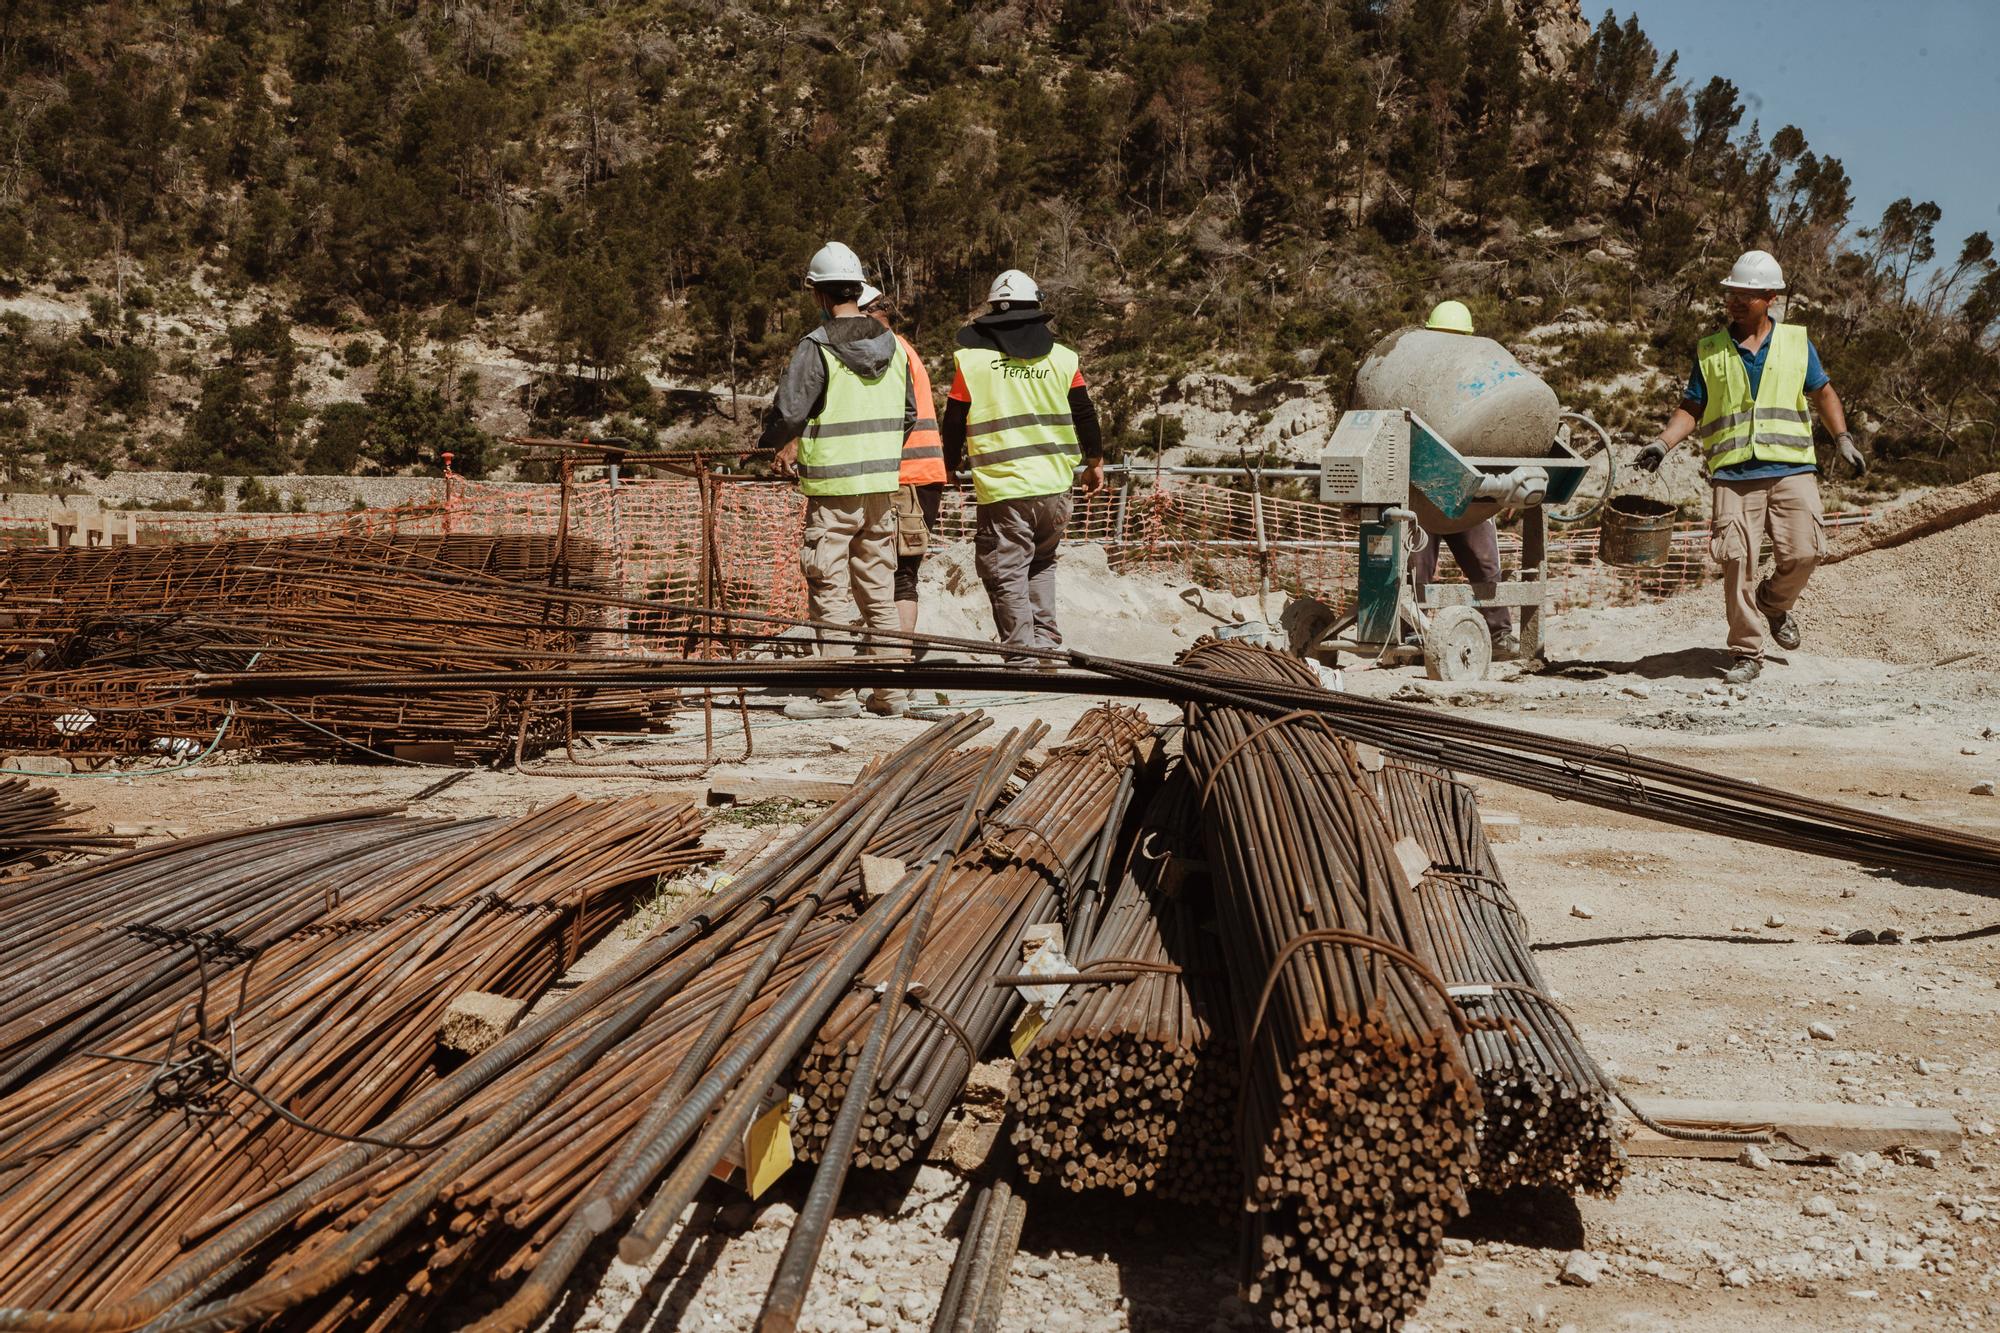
1425;300;1474;334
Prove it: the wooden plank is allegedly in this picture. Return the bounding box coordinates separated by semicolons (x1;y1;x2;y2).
391;742;459;764
707;776;851;806
1624;1097;1962;1160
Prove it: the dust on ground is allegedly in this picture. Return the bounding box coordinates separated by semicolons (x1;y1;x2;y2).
9;535;2000;1333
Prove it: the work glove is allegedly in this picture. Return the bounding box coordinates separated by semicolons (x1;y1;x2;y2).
1834;431;1867;477
1634;440;1668;473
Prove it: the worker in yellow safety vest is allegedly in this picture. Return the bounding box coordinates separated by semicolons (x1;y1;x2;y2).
858;283;947;646
942;270;1105;661
759;241;918;718
1635;249;1865;685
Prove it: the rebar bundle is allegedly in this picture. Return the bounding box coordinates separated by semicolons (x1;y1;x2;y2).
0;715;1077;1333
1179;639;1480;1332
793;704;1158;1172
0;778;120;871
1373;759;1626;1196
0;794;713;1314
1009;769;1240;1207
0;807;476;1086
0;534;622;764
307;721;1020;1329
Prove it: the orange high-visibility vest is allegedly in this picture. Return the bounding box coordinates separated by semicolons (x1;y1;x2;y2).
895;333;946;486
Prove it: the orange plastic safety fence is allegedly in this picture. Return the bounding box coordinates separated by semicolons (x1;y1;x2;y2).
11;477;1870;648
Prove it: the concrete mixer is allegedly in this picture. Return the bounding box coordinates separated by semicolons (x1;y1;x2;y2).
1283;328;1598;680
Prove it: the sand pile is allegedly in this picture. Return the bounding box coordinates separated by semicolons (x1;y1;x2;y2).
1800;510;2000;665
911;541;1262;659
1827;471;2000;564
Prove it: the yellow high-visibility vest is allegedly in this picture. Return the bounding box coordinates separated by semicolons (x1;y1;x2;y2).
953;343;1081;504
797;341;909;497
1697;323;1815;473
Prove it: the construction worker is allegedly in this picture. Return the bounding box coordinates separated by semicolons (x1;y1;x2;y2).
758;241;918;718
1635;249;1865;685
1410;300;1516;657
858;284;947;644
942;270;1105;662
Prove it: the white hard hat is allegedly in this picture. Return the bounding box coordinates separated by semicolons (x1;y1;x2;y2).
1721;249;1786;291
857;283;883;309
988;269;1040;304
806;241;866;285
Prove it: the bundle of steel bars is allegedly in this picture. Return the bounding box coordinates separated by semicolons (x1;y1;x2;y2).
0;777;121;870
329;718;1024;1328
0;534;639;764
0;716;1075;1332
0;807;478;1085
794;704;1158;1171
1179;639;1480;1332
1372;758;1626;1196
0;794;713;1313
1008;768;1240;1207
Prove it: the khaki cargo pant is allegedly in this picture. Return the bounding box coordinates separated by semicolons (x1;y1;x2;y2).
1709;473;1826;659
800;493;902;701
975;493;1070;662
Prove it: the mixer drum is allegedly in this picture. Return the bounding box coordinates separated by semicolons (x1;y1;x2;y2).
1353;327;1560;461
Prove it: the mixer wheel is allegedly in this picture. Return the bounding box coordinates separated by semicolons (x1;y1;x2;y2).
1423;606;1492;682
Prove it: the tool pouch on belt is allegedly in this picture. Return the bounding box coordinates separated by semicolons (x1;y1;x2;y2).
894;484;929;558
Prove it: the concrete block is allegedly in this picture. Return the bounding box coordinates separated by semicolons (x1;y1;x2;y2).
439;990;527;1056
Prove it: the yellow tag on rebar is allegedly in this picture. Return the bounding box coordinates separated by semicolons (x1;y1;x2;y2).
1009;1006;1046;1058
745;1098;794;1200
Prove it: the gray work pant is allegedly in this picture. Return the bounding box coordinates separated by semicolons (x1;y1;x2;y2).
975;493;1070;660
1410;519;1511;635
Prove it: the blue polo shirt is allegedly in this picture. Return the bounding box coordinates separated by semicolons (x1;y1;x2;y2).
1683;324;1828;480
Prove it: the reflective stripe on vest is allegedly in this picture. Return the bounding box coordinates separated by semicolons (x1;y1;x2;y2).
1698;323;1815;474
954;343;1081;504
895;333;947;486
798;340;908;497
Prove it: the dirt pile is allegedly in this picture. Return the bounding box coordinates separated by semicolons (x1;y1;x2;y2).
913;541;1261;659
1826;470;2000;564
1801;510;2000;664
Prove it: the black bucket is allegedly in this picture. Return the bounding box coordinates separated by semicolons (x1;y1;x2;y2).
1598;494;1677;567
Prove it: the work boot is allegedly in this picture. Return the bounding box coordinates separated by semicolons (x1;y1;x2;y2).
1489;629;1520;661
864;690;910;718
1757;583;1802;650
1723;657;1762;686
782;693;861;720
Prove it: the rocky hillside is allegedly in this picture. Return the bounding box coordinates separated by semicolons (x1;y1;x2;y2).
0;1;1993;491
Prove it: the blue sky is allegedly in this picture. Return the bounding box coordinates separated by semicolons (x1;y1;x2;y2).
1623;1;2000;275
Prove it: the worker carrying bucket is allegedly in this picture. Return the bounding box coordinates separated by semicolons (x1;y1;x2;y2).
1632;249;1866;686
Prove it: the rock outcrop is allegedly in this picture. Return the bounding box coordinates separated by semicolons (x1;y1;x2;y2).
1503;0;1591;77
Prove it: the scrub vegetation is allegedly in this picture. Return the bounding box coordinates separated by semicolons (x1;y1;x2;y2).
0;2;1992;486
